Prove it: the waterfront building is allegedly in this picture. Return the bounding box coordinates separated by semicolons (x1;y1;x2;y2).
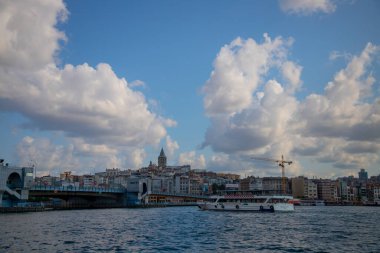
251;177;264;191
359;168;368;183
337;179;348;202
162;177;175;193
369;175;380;184
307;180;318;199
82;175;95;187
189;178;203;195
239;177;250;191
216;173;240;181
225;183;239;191
262;177;289;194
291;176;317;199
239;176;263;191
150;176;175;193
346;185;357;202
313;179;338;202
175;175;190;194
36;175;60;186
373;185;380;203
291;176;306;198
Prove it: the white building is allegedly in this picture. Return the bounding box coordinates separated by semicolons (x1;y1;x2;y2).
306;180;318;199
82;175;95;187
175;175;189;194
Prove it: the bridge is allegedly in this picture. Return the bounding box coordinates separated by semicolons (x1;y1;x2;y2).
30;185;124;193
29;187;209;208
29;185;126;209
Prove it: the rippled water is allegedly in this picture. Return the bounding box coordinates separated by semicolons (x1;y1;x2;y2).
1;206;379;252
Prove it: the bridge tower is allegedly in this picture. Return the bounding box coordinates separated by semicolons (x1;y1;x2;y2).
0;159;34;207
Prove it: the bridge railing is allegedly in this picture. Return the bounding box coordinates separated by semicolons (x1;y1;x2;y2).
31;185;125;193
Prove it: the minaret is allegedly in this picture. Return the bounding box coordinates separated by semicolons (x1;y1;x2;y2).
158;147;167;169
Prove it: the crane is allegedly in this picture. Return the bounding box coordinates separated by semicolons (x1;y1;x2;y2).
251;155;293;194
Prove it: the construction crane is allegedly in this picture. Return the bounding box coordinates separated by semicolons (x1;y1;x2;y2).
251;155;293;194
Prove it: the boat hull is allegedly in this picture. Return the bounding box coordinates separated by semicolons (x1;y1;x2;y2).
198;202;294;212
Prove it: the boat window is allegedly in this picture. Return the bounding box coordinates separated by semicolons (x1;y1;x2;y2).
256;198;266;203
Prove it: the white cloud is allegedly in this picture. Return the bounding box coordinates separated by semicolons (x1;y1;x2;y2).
124;148;146;169
0;0;67;70
279;0;336;15
202;35;299;159
178;151;206;170
17;136;79;176
329;50;352;61
202;34;293;117
129;80;146;88
207;153;301;177
202;35;380;173
72;138;117;156
299;43;379;141
0;0;175;173
16;135;148;175
281;61;303;93
165;136;179;158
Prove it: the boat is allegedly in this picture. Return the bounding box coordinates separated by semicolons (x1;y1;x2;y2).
198;194;294;212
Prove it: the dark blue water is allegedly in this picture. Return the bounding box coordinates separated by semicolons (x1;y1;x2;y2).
0;206;379;252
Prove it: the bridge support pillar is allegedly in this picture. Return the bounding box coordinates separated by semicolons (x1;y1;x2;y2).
0;190;3;206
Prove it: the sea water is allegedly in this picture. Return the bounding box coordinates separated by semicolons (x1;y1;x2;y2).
0;206;379;252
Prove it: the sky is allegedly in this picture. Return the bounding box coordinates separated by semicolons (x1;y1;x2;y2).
0;0;380;178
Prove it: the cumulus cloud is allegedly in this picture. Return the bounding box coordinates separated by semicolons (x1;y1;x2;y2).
279;0;336;15
17;134;147;176
202;35;299;159
0;0;67;70
124;148;146;169
202;35;380;174
178;151;206;170
281;61;303;93
17;136;79;176
299;43;379;141
165;136;179;158
202;34;293;117
0;0;175;172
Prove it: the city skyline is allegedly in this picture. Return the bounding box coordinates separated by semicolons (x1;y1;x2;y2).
0;0;380;178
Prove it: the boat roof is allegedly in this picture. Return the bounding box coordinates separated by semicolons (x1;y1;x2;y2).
209;194;293;199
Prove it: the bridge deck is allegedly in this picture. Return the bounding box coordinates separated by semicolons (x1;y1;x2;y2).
31;185;124;193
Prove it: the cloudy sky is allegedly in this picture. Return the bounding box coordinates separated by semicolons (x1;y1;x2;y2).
1;0;379;178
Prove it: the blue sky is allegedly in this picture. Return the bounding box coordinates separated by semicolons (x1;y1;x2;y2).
0;0;379;178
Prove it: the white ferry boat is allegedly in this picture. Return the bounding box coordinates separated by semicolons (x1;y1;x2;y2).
198;194;294;212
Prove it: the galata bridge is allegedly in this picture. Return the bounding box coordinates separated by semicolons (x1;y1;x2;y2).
1;160;208;209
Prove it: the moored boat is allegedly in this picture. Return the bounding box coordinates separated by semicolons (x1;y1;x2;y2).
198;194;294;212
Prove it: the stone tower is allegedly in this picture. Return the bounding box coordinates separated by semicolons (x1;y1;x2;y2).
158;148;167;169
